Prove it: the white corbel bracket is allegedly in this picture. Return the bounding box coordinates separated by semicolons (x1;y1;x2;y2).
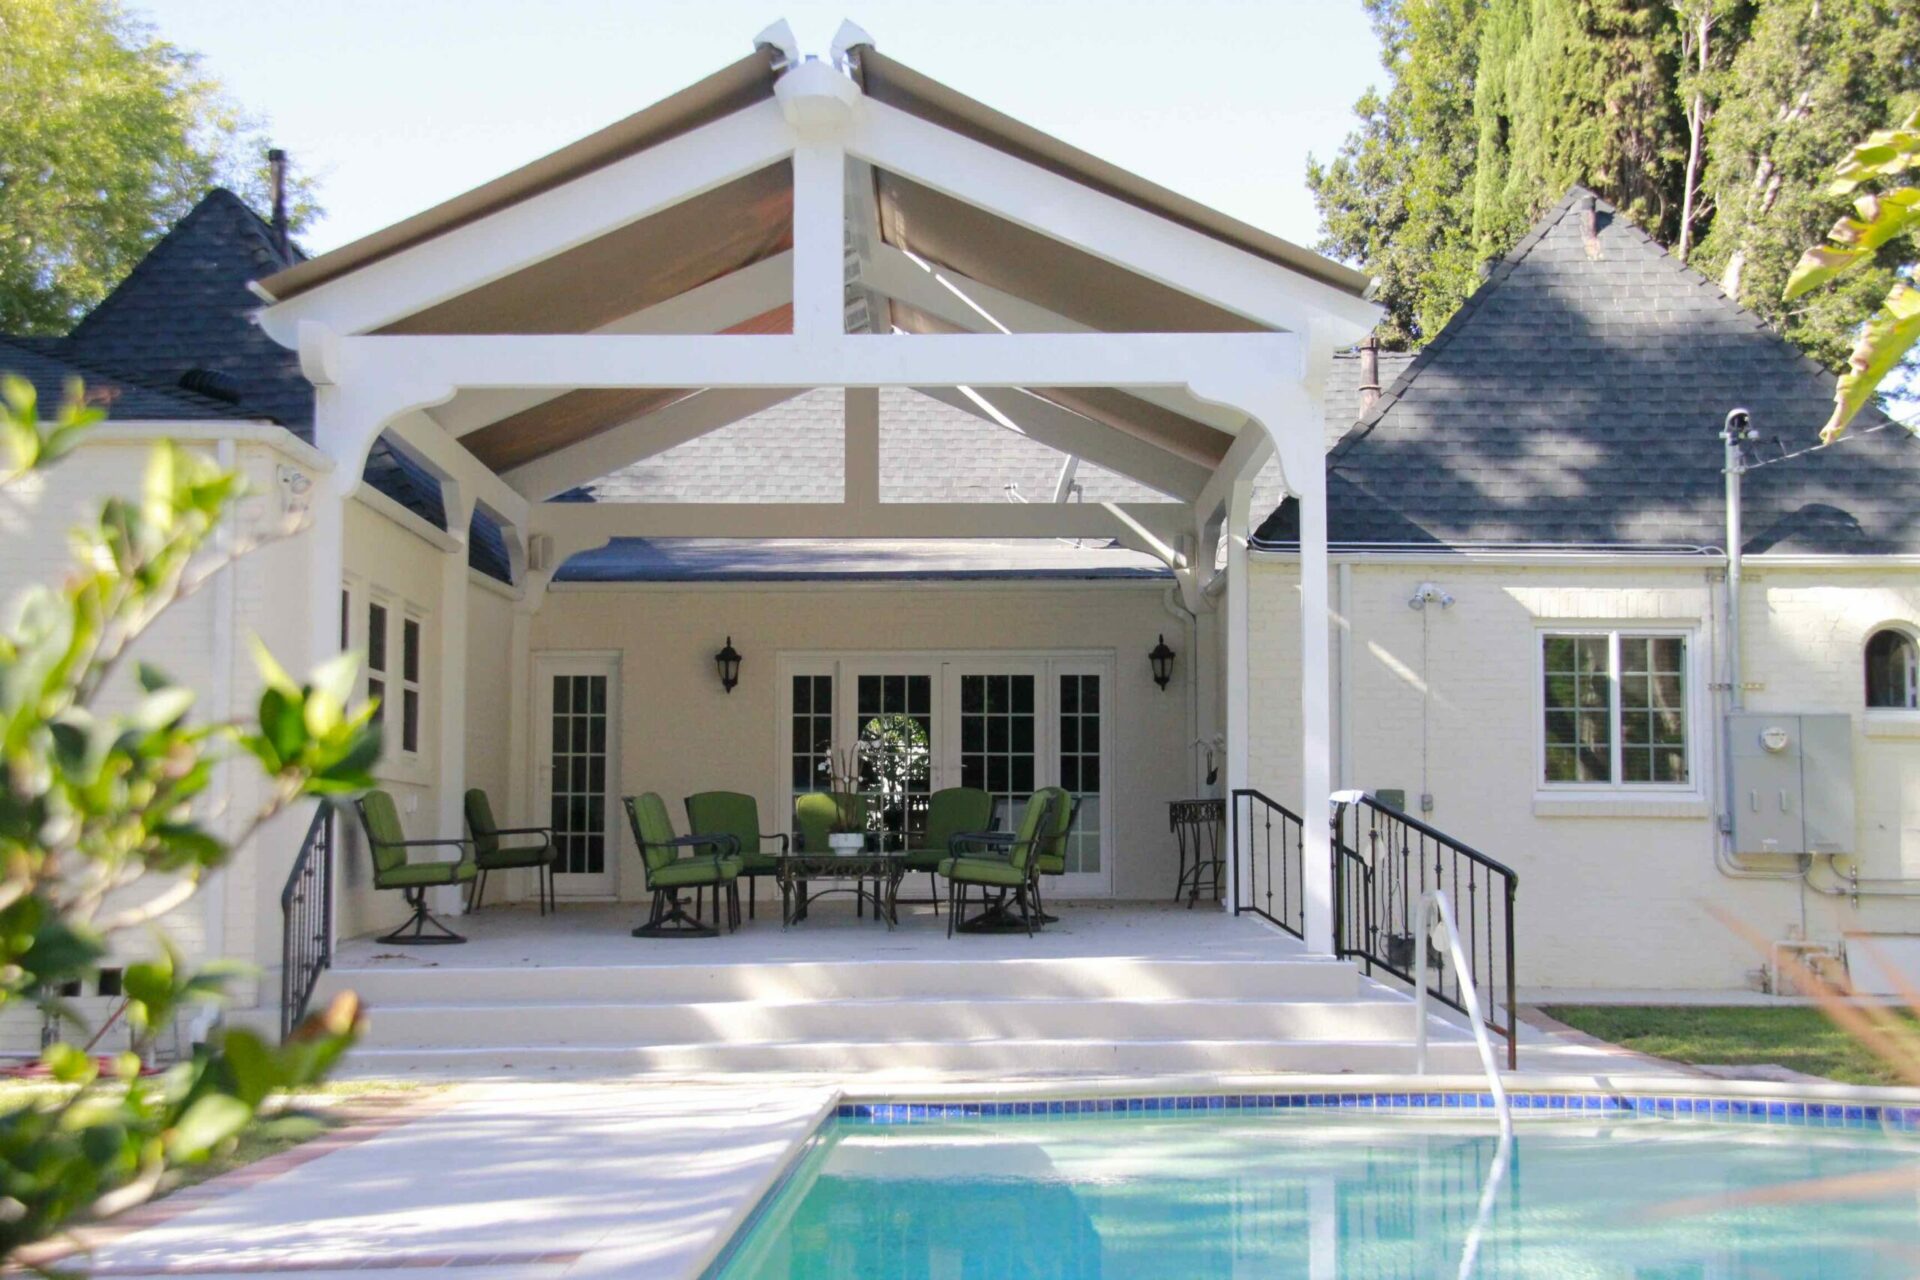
775;57;861;135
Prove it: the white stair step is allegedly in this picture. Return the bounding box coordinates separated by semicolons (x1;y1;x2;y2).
353;996;1430;1050
336;1035;1486;1079
317;957;1362;1007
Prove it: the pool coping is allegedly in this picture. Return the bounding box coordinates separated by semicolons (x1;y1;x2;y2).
687;1069;1920;1277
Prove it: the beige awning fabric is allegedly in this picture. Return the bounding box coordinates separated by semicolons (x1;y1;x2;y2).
256;51;781;303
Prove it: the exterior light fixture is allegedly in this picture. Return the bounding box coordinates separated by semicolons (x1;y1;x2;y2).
715;636;742;694
1149;634;1176;690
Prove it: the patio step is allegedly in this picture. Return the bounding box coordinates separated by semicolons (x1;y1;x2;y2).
335;1033;1485;1079
317;956;1366;1008
350;995;1428;1050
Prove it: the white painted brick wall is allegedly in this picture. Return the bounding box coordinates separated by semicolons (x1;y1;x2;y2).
1250;558;1920;993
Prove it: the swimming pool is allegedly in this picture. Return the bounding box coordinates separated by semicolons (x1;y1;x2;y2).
710;1093;1920;1278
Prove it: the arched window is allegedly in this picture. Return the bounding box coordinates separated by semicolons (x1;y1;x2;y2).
1865;629;1918;709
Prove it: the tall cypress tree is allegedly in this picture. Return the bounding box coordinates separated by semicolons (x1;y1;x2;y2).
1692;0;1920;370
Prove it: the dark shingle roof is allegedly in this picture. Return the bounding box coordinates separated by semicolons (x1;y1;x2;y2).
1256;187;1920;554
0;336;249;421
64;189;315;433
36;189;514;583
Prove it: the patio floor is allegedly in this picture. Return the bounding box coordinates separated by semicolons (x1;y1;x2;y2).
331;898;1314;972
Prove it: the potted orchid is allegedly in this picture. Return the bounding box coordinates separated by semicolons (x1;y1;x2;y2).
826;745;867;853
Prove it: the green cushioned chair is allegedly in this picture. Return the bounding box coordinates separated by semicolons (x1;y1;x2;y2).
938;789;1057;938
791;792;867;921
792;791;866;853
623;792;742;938
354;789;477;945
464;788;557;915
685;791;787;920
901;787;994;913
1030;787;1080;925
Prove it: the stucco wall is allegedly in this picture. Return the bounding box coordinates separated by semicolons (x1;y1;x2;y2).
465;581;516;806
1249;556;1920;994
525;581;1196;905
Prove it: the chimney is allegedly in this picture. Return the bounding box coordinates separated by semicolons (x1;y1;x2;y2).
267;148;290;258
1577;190;1601;258
1357;334;1382;409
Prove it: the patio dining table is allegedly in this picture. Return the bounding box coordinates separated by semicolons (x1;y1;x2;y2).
776;847;908;929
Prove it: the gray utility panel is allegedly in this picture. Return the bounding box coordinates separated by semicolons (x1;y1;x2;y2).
1726;713;1854;856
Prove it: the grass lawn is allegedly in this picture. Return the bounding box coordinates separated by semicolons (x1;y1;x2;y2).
1541;1004;1920;1086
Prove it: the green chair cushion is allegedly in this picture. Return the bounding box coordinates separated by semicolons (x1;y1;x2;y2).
378;859;477;888
794;791;866;854
474;846;551;871
686;791;783;872
651;855;743;888
938;855;1028;888
903;787;995;873
1034;785;1074;876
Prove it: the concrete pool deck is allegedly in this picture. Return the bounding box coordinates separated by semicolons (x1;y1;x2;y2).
52;1068;1920;1278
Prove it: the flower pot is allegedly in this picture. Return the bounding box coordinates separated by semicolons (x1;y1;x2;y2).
828;832;865;855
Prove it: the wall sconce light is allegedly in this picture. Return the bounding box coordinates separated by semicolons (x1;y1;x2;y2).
714;636;742;694
1149;634;1176;690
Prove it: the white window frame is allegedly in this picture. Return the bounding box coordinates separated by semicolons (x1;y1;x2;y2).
1864;626;1920;711
399;610;425;758
1535;626;1700;796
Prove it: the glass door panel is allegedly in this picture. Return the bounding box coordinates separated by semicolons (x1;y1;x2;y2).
1055;670;1108;895
854;672;933;850
958;672;1038;840
536;658;618;897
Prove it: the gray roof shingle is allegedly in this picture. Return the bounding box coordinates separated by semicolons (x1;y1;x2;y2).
1256;187;1920;554
0;336;249;422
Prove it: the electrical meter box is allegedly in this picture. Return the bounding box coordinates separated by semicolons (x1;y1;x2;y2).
1726;713;1854;856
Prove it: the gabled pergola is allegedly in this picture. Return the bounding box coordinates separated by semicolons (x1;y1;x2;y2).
254;22;1378;952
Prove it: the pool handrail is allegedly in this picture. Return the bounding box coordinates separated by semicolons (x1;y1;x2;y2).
1415;888;1513;1142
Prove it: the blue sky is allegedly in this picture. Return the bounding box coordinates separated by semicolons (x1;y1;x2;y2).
131;1;1385;256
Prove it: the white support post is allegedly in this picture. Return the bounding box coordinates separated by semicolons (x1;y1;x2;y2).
434;482;477;915
307;387;358;960
1294;443;1334;955
791;140;847;344
844;387;879;509
1223;471;1253;917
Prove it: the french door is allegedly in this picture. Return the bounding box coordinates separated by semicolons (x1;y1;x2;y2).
778;652;1113;897
535;653;620;898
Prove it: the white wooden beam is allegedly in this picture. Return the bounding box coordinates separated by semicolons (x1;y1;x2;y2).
791;141;847;342
332;331;1300;399
257;100;795;341
427;252;794;438
502;387;805;501
862;243;1249;433
844;387;879;509
915;385;1209;502
382;409;532;530
844;98;1379;340
530;498;1189;544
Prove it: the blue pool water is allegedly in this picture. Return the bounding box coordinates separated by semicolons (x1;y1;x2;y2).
712;1107;1920;1278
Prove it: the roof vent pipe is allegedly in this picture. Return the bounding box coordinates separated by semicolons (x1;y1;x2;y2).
1357;335;1382;408
267;148;290;258
1577;191;1601;257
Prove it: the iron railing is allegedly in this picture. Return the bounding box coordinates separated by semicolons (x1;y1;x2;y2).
1332;794;1519;1068
1229;790;1306;940
280;802;334;1041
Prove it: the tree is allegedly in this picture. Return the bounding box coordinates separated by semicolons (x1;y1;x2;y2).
1307;0;1485;347
0;0;321;334
1310;0;1917;373
0;380;373;1261
1693;0;1920;371
1784;108;1920;439
1471;0;1687;256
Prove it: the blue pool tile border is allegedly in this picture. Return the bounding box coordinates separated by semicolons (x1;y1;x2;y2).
835;1091;1920;1133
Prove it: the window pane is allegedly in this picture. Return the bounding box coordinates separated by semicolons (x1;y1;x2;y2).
368;679;385;725
367;603;387;673
402;688;419;753
1867;630;1917;709
402;618;420;683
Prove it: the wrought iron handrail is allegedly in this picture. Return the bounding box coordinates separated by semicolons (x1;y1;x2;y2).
280;801;334;1041
1229;789;1305;940
1332;792;1519;1068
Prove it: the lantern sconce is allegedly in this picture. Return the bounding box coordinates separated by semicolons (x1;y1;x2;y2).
1149;634;1176;690
714;636;742;694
